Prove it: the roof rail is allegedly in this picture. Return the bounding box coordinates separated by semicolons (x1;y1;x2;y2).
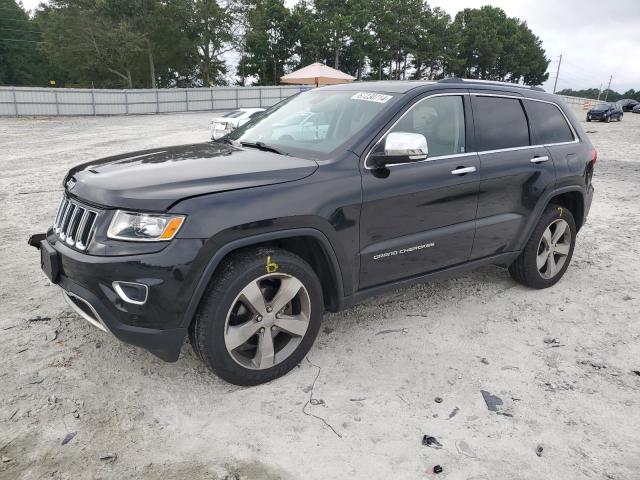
438;77;545;92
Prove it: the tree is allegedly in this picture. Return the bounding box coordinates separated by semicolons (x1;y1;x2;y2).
451;6;549;85
0;0;51;85
39;2;146;88
184;0;237;86
240;0;294;85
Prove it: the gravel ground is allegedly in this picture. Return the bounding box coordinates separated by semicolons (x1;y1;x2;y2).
1;108;639;480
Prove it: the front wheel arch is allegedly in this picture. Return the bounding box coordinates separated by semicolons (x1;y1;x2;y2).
181;229;345;329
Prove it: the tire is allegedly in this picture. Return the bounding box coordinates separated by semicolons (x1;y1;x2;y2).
605;115;611;123
509;204;576;289
619;114;623;121
586;118;591;122
189;247;323;386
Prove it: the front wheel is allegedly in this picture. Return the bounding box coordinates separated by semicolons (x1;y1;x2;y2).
189;247;323;386
509;204;576;289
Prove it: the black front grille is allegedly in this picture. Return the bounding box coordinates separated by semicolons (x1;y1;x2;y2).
53;196;99;251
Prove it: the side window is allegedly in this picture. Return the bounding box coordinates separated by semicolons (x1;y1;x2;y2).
389;96;466;157
525;100;575;144
474;96;530;151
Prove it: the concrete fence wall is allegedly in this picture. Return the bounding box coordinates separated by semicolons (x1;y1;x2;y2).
0;85;607;117
0;86;305;116
557;94;607;109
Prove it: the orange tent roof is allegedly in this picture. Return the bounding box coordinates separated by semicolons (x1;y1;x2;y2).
280;63;355;86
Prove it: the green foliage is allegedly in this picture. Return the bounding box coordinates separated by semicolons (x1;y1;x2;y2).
451;6;549;84
1;0;587;89
0;0;53;86
238;0;295;86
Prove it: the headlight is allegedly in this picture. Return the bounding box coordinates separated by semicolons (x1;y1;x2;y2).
107;211;185;242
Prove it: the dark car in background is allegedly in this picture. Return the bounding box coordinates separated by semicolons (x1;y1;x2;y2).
618;99;639;112
632;104;640;114
586;103;623;122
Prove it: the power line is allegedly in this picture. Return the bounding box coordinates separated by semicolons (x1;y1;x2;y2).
0;27;43;35
0;37;44;44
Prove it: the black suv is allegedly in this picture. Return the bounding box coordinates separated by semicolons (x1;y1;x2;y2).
618;98;639;112
586;102;623;122
30;79;596;385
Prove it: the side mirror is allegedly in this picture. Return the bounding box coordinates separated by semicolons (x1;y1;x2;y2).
369;132;429;168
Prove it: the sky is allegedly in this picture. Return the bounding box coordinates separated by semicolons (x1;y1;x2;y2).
19;0;640;93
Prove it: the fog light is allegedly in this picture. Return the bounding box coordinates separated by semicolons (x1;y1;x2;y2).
113;281;148;305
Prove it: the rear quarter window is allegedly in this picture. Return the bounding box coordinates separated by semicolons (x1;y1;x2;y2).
473;96;530;151
526;100;575;144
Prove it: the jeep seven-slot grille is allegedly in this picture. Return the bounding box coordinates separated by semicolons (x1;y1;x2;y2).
53;196;99;251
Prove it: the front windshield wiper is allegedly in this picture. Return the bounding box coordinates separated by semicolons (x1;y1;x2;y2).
240;141;289;156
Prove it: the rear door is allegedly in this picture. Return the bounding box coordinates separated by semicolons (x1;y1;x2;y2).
359;92;480;289
470;93;556;259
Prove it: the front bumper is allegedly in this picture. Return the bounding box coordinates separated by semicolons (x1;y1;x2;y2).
30;232;205;362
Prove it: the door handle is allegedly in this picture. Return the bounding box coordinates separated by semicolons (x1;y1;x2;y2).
530;156;550;164
451;166;477;175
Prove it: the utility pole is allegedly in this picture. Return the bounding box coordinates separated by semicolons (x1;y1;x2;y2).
597;83;602;101
552;54;562;93
604;75;612;102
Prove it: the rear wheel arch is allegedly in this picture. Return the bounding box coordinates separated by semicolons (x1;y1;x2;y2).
181;229;344;329
548;190;585;231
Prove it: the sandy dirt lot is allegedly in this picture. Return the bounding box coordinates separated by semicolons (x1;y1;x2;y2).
1;107;639;480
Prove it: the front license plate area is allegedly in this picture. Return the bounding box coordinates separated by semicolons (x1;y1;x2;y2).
40;241;60;284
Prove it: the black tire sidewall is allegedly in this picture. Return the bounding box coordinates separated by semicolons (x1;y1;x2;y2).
520;205;577;288
195;249;323;386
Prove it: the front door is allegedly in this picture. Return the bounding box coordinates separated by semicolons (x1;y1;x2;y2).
359;93;480;289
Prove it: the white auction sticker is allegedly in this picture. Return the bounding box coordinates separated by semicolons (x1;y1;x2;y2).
351;92;393;103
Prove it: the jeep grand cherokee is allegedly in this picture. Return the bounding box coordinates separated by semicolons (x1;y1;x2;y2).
30;79;596;385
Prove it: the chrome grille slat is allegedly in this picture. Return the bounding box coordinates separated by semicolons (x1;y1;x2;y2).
59;204;75;240
65;206;82;244
53;195;99;251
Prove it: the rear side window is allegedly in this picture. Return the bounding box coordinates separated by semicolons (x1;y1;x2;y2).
474;96;530;151
526;100;575;144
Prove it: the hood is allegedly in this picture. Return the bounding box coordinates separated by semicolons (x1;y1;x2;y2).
65;142;318;211
589;107;609;113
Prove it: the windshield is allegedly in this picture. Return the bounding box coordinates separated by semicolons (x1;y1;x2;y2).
226;90;400;159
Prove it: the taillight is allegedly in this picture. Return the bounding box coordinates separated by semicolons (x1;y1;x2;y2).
590;149;598;166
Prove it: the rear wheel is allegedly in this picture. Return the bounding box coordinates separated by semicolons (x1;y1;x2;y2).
189;247;323;386
605;115;611;123
509;204;576;289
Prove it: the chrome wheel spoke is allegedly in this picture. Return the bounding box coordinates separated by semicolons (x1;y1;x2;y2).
239;280;268;316
226;320;261;351
275;314;309;337
537;250;549;270
253;329;275;368
541;228;552;248
270;277;303;314
551;221;568;244
546;253;558;277
554;243;570;256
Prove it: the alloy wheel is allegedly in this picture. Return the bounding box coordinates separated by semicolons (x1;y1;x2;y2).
224;273;311;370
536;219;572;279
